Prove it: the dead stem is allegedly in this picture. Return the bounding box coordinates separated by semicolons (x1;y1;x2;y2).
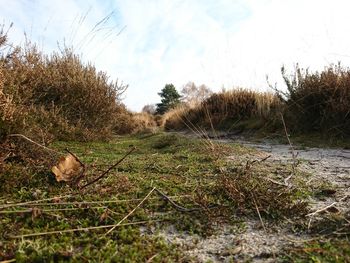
280;113;297;184
8;134;61;155
11;219;163;239
1;195;190;209
80;146;136;189
105;187;156;235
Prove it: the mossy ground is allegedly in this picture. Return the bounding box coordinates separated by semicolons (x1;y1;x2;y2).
0;133;348;262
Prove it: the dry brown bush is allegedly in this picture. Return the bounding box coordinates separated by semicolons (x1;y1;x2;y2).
281;64;350;136
0;26;134;143
164;89;282;131
132;112;157;133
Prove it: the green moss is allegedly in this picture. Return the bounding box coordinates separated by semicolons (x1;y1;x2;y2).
0;132;329;261
282;239;350;263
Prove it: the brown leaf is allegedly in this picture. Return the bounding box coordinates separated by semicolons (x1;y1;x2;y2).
51;154;83;182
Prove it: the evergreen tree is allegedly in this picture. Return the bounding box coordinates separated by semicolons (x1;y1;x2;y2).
156;84;181;114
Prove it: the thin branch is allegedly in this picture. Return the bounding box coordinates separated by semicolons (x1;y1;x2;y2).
105;187;156;235
249;155;272;166
280;113;297;183
0;195;73;210
154;188;202;212
65;148;85;167
0;195;190;208
11;219;163;239
253;195;267;232
80;146;136;189
306;195;349;217
0;206;109;214
263;177;289;187
7;134;61;155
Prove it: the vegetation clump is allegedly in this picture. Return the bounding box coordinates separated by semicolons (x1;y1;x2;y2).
280;64;350;137
0;25;134;144
164;89;282;132
218;165;308;219
162;64;350;142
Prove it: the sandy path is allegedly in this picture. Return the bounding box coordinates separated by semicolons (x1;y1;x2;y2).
155;135;350;262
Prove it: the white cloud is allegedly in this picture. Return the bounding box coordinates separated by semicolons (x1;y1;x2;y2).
1;0;350;111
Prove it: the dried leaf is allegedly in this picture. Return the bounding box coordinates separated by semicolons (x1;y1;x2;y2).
51;154;83;182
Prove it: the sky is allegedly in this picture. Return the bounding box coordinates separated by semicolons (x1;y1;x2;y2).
1;0;350;111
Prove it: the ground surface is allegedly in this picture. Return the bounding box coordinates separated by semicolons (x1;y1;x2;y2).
157;133;350;262
0;132;349;262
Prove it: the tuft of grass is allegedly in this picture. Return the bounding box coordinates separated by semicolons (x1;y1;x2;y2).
217;162;309;219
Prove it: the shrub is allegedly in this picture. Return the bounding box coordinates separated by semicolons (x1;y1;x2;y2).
164;89;282;131
281;64;350;137
0;26;133;142
131;112;157;133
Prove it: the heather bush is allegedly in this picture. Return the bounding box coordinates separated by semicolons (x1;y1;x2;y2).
281;64;350;136
164;90;282;131
0;26;134;142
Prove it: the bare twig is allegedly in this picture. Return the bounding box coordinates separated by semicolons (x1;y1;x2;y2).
11;219;163;239
0;195;190;209
280;113;297;183
7;134;61;155
65;148;85;167
154;188;202;212
307;195;349;229
250;155;272;166
264;177;289;187
146;253;159;263
105;187;156;235
306;195;349;217
0;206;109;214
253;195;266;232
80;146;136;189
0;195;73;210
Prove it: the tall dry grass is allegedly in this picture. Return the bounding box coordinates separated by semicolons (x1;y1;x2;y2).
164;89;282;132
281;64;350;136
164;65;350;139
0;25;135;142
131;112;157;133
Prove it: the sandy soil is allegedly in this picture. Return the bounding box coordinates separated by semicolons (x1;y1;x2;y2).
154;135;350;262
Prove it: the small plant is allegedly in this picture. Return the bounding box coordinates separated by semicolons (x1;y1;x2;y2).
217;164;308;219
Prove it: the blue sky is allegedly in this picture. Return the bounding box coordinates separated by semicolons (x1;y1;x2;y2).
1;0;350;111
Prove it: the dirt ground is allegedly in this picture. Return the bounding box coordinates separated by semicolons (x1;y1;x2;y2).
155;134;350;262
